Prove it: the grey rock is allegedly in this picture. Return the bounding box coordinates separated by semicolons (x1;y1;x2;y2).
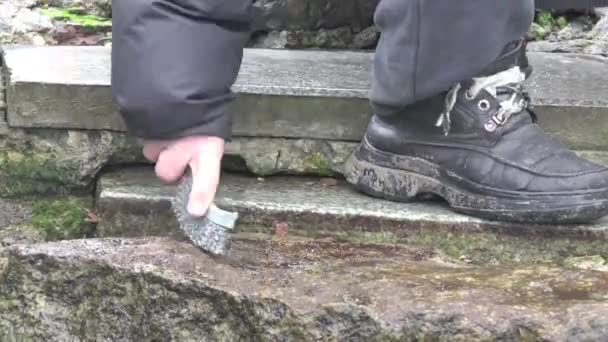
595;7;608;18
252;0;377;31
528;38;607;56
556;17;589;40
531;13;608;56
592;14;608;36
0;3;19;24
3;237;608;340
0;127;142;196
10;8;54;34
284;27;353;49
0;22;10;37
5;0;38;8
251;27;355;49
350;25;379;49
23;32;46;45
249;30;288;48
226;137;356;176
528;38;595;53
38;0;112;18
585;40;608;55
0;124;354;196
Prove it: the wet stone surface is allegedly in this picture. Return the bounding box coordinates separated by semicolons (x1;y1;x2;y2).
1;236;608;340
97;166;608;268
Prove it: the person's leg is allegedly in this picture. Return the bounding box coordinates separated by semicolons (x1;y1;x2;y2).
345;0;608;224
369;0;534;114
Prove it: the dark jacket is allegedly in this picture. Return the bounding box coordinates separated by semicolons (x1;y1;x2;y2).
111;0;253;141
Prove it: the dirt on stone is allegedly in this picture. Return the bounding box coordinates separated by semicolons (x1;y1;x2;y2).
3;236;608;340
0;199;40;246
0;198;31;228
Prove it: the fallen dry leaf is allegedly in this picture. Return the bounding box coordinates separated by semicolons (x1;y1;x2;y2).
320;178;338;187
84;209;99;223
273;221;289;238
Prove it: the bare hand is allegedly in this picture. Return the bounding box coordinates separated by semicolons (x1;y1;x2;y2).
142;136;224;217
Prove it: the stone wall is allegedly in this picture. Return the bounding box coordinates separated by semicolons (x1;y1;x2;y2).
1;0;607;55
248;0;381;49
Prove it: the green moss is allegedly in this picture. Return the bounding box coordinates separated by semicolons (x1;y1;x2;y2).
302;153;332;175
529;22;550;41
330;231;400;245
530;10;568;40
0;151;63;180
537;10;556;29
40;7;111;28
30;197;93;241
404;231;608;266
0;151;67;196
253;223;608;266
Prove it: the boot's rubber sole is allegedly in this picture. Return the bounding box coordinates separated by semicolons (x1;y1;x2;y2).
343;137;608;224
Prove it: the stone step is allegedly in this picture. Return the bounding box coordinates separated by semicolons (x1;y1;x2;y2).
3;236;608;340
97;166;608;265
3;45;608;149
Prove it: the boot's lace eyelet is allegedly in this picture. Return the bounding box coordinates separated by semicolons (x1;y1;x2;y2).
478;99;490;111
436;66;528;136
484;120;497;132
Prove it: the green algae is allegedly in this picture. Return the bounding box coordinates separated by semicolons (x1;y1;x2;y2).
302;152;333;175
0;147;97;196
0;151;61;180
268;226;608;267
0;151;66;196
40;7;111;28
30;197;94;241
403;231;608;266
529;10;568;40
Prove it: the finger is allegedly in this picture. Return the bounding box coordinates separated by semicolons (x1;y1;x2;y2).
154;144;191;183
143;141;170;162
187;152;221;217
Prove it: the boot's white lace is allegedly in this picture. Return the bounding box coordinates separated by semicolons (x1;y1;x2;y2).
436;66;529;135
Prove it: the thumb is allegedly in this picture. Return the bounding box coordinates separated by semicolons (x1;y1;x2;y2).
187;151;221;217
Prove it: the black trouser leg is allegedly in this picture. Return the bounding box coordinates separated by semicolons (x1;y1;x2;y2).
369;0;535;116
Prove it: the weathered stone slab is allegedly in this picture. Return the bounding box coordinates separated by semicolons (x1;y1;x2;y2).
1;122;608;197
0;125;358;196
3;45;608;149
97;166;608;265
3;237;608;340
0;127;140;196
225;137;356;176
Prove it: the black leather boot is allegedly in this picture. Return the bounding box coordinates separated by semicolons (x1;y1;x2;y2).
345;39;608;224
